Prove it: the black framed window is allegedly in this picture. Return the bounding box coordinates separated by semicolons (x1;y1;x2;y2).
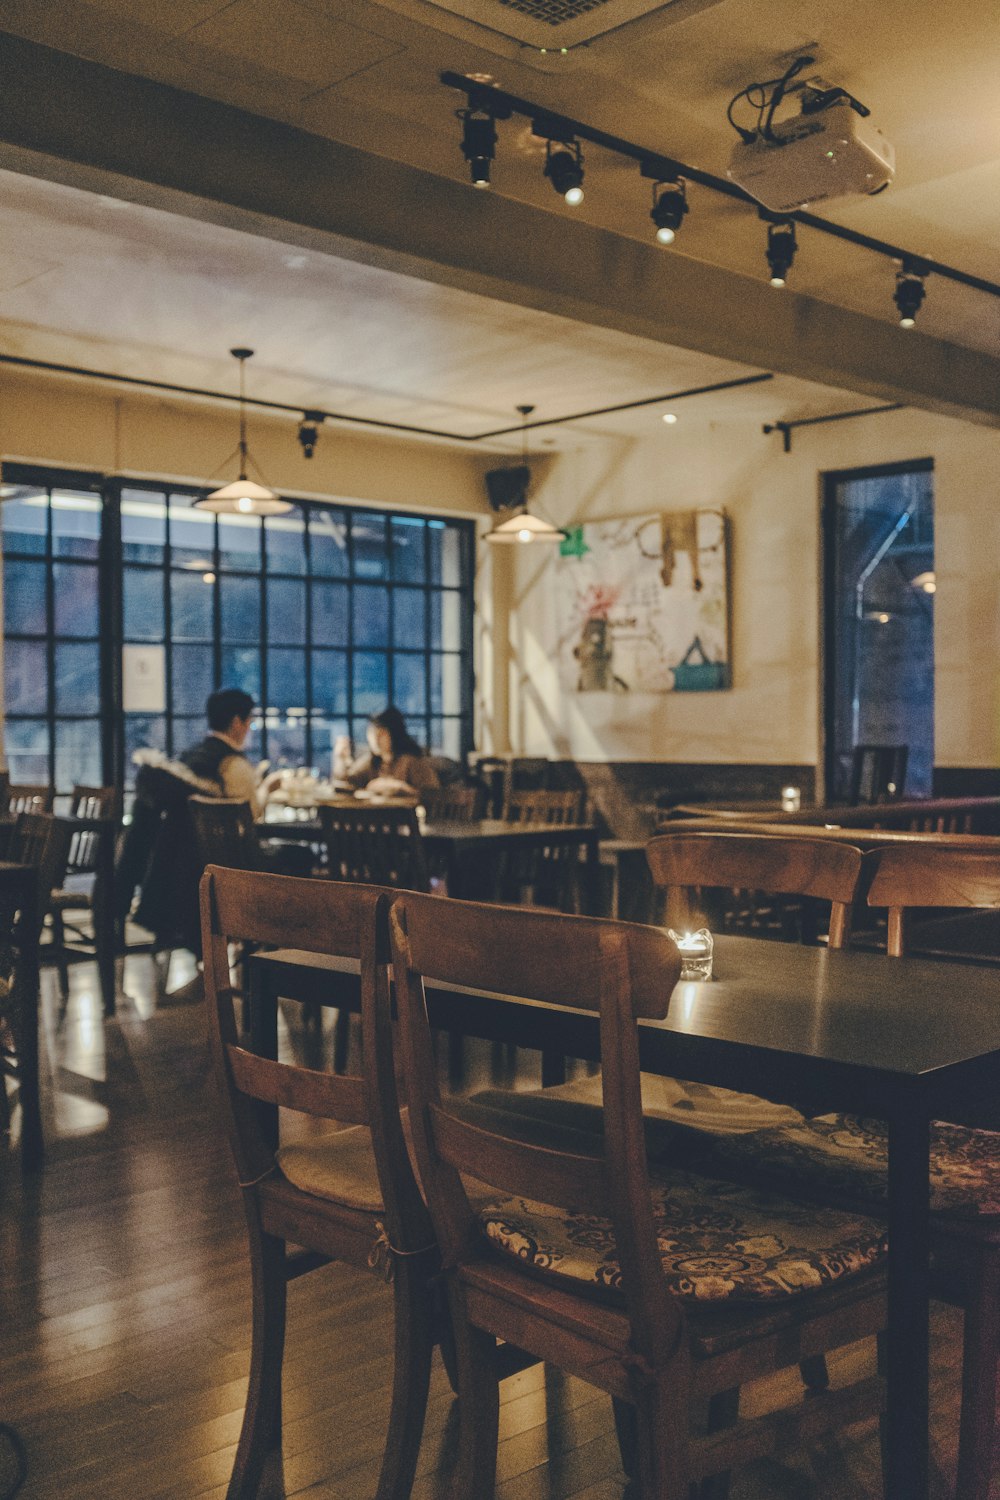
1;468;107;792
2;464;475;791
823;458;934;799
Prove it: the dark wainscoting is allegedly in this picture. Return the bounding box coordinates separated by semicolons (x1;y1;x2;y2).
933;767;1000;798
472;759;816;837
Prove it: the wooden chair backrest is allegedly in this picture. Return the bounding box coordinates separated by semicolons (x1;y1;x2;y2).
70;785;116;820
200;867;429;1249
646;831;865;949
189;796;262;873
389;893;685;1365
867;845;1000;957
849;744;908;805
6;813;73;940
8;784;54;816
318;804;430;892
504;788;585;825
419;784;485;823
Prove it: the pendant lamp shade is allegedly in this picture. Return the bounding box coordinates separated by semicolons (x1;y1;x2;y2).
195;348;291;516
485;402;566;546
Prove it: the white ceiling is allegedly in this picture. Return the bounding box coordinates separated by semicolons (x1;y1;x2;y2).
0;166;877;453
0;0;996;445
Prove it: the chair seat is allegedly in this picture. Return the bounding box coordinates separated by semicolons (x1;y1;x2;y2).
473;1073;804;1138
480;1168;886;1305
276;1126;384;1213
688;1114;1000;1223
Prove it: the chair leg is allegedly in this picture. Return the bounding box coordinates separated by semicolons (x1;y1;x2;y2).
612;1395;638;1480
956;1247;1000;1500
375;1259;435;1500
444;1288;500;1500
632;1373;689;1500
697;1386;739;1500
51;910;70;1003
800;1354;830;1394
228;1226;287;1500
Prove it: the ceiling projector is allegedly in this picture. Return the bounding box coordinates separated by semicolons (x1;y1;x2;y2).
727;84;895;214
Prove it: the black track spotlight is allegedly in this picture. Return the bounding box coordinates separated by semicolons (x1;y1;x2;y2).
297;411;325;459
544;140;585;205
894;263;926;327
458;108;497;189
765;220;797;286
650;179;687;244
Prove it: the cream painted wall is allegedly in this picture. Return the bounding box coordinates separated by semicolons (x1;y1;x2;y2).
505;406;1000;770
0;369;491;518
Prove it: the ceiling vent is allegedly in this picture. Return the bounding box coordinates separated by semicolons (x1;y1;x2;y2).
371;0;722;60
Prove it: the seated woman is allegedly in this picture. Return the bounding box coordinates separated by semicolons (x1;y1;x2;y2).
334;707;440;799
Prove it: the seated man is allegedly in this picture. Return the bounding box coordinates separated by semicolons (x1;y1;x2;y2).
180;687;278;814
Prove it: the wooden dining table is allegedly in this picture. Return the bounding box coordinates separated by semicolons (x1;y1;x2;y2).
249;928;1000;1500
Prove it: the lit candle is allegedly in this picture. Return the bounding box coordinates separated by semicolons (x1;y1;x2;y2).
781;785;801;812
667;927;714;981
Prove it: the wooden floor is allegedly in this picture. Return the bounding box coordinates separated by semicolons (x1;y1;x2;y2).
0;945;974;1499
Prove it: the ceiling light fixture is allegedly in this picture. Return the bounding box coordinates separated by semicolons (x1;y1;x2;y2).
196;349;291;516
894;262;926;327
662;412;678;425
297;410;325;459
650;179;687;244
765;219;797;286
544;140;585;206
458;107;497;189
486;404;566;545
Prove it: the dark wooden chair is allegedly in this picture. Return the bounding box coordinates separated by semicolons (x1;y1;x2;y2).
389;893;887;1500
190;796;263;873
200;867;445;1500
677;844;1000;1500
645;829;865;949
849;744;908;805
503;787;585;824
47;786;117;1001
419;784;485;823
1;813;73;1132
318;804;429;892
7;784;54;817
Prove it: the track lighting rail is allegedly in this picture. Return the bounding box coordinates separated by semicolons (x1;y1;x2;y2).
0;352;770;444
441;72;1000;304
763;401;903;453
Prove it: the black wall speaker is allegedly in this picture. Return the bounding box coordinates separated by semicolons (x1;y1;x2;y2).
485;465;531;511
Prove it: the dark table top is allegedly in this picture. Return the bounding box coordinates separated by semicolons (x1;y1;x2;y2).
260;816;597;846
659;818;1000;850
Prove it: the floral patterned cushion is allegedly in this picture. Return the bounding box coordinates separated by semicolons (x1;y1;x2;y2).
480;1169;886;1303
689;1115;1000;1221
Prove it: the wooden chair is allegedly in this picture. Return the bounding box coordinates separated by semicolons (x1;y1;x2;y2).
389;894;887;1500
200;867;444;1500
849;744;908;805
419;784;485;823
503;787;585;824
190;797;263;873
645;829;865;949
318;805;429;892
678;844;1000;1500
7;784;54;817
47;786;117;1001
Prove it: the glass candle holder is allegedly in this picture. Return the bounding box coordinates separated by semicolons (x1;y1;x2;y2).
667;927;714;981
781;785;801;812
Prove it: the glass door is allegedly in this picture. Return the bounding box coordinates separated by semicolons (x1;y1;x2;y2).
823;459;935;800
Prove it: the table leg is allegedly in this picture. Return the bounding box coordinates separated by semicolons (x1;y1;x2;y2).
18;878;43;1173
884;1111;930;1500
96;824;117;1017
581;835;601;918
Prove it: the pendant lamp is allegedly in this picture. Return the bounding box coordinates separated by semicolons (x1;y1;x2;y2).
485;405;566;545
195;348;291;516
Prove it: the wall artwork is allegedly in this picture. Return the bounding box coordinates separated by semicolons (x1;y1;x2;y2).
557;509;730;694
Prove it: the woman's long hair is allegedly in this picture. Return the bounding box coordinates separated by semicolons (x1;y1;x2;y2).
369;706;425;767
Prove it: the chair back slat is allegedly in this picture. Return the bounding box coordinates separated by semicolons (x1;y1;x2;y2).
646;831;865;949
6;813;73;940
190;797;262;873
226;1043;368;1124
204;862;383;956
428;1101;609;1214
419;785;485;823
8;784;53;817
504;788;585;825
70;785;116;820
319;805;430;891
867;845;1000;957
396;891;679;1018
